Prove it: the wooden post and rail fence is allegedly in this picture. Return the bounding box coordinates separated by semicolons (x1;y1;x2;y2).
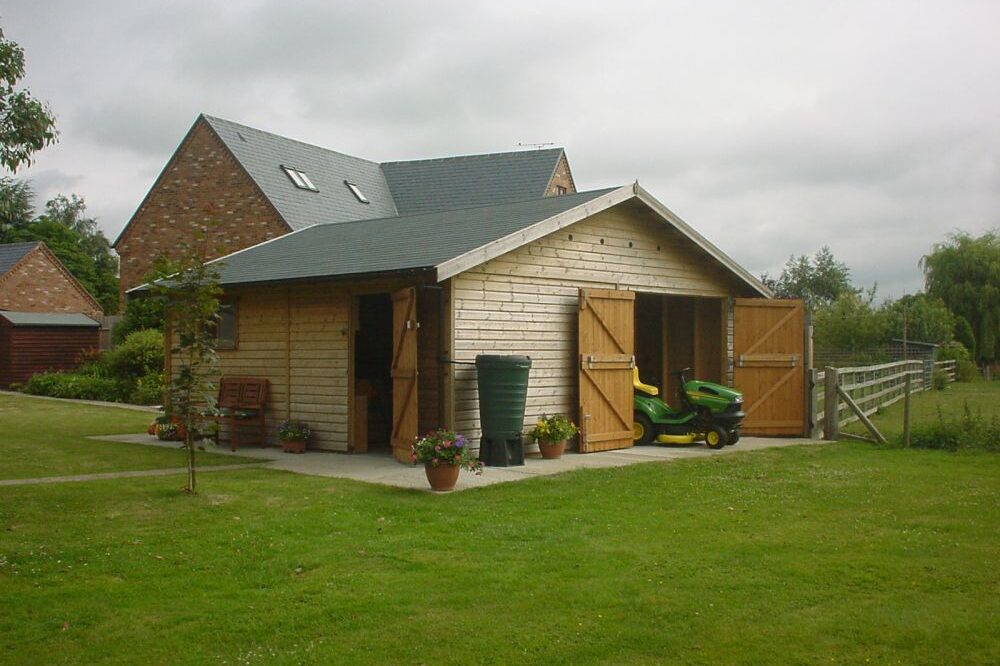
808;359;957;443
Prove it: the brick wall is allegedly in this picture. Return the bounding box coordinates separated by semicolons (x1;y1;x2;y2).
0;247;103;321
545;153;577;196
115;118;290;298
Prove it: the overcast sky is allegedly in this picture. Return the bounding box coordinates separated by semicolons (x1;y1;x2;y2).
5;0;998;298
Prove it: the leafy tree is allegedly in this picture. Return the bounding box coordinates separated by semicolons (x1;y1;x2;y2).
113;258;178;344
812;291;888;353
151;236;223;494
922;231;1000;363
881;293;955;345
0;26;58;172
0;175;32;241
762;246;854;308
953;316;976;361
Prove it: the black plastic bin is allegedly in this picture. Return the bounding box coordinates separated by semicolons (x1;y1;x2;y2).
475;354;531;467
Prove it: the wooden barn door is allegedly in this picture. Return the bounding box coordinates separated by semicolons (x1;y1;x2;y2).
578;288;635;452
391;287;419;462
733;298;807;436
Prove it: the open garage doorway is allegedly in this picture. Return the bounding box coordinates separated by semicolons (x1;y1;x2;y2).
354;293;393;453
634;293;727;404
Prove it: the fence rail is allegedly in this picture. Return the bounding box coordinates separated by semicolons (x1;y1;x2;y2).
810;359;956;439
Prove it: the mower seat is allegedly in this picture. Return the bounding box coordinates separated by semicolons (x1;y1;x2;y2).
632;367;659;396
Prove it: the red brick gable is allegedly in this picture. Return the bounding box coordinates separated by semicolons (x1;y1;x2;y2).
115;117;291;299
0;243;103;321
544;152;577;196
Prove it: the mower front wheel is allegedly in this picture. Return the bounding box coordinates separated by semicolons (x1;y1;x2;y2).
705;425;728;449
633;412;656;446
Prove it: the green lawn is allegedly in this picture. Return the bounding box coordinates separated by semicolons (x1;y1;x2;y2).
0;395;997;664
843;380;1000;441
0;394;259;480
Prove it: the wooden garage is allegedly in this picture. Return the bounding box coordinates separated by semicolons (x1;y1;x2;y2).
0;311;100;388
146;183;807;459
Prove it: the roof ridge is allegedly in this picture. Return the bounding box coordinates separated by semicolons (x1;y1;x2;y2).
201;113;381;167
381;147;563;167
298;186;622;231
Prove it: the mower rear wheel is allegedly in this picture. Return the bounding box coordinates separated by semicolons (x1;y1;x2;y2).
726;430;740;446
633;412;655;446
705;425;728;449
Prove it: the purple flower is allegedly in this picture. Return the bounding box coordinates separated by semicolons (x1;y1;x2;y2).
455;435;465;448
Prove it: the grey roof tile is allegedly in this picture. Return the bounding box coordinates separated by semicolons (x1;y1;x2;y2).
0;311;99;327
208;188;618;287
202;115;398;230
0;242;39;276
382;148;564;215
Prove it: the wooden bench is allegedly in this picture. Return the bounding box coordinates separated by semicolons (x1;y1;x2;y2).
215;376;269;451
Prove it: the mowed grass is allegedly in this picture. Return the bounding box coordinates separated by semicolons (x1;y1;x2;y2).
843;380;1000;440
0;394;259;480
1;426;997;662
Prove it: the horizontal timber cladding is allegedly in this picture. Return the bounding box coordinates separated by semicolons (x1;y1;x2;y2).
210;283;352;451
0;324;99;387
452;202;742;444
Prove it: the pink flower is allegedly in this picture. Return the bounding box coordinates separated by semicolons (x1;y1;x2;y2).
435;445;441;451
444;441;452;447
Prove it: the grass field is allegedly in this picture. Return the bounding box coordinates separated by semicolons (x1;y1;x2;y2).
1;392;998;664
843;380;1000;441
0;394;260;480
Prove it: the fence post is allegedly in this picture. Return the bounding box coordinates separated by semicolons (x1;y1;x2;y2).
808;368;822;439
903;373;912;448
823;366;839;440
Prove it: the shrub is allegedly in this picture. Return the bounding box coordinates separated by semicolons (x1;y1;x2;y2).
104;328;164;379
901;403;1000;452
23;371;129;402
932;369;949;391
131;371;164;405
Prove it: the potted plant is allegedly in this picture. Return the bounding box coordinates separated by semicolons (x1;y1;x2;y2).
529;414;579;459
277;420;311;453
410;429;483;491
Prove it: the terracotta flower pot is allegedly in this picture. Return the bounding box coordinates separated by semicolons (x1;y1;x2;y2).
424;463;460;491
281;439;307;454
538;440;567;459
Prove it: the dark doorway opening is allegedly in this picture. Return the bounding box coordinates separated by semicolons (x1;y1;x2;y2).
355;294;393;452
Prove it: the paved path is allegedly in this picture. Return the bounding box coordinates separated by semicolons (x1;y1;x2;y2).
86;433;826;492
0;463;268;487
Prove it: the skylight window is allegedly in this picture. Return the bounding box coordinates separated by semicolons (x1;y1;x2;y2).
344;180;370;204
281;165;318;192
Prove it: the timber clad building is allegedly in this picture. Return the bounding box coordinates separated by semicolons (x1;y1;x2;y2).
121;115;807;460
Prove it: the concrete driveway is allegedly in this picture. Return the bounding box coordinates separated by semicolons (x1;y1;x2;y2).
98;433;823;492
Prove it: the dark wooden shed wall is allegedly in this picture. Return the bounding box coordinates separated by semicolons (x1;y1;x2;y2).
0;320;99;388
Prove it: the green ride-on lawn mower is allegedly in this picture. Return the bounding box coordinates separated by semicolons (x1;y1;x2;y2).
632;366;745;449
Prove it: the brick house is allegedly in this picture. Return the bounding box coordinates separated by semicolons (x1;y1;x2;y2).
113;114;576;298
0;241;103;322
126;115;813;458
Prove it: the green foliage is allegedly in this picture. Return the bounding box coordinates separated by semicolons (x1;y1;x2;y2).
23;371;128;402
761;246;855;308
114;295;166;344
0;27;58;172
902;403;1000;452
882;293;955;344
932;369;948;391
529;413;579;443
410;428;482;472
0;175;32;241
277;420;311;441
150;235;224;492
131;371;165;405
922;230;1000;363
937;342;978;382
104;328;164;379
813;291;888;352
953;316;977;360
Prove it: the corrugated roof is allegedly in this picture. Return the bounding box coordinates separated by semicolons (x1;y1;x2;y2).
0;311;99;327
0;242;39;276
206;188;619;287
202;115;398;230
382;148;564;216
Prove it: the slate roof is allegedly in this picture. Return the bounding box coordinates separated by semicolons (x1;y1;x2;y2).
200;188;618;288
203;115;398;230
0;311;99;327
0;242;39;276
382;148;565;216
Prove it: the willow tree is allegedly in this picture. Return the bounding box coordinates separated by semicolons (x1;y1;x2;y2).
151;238;223;493
922;231;1000;364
